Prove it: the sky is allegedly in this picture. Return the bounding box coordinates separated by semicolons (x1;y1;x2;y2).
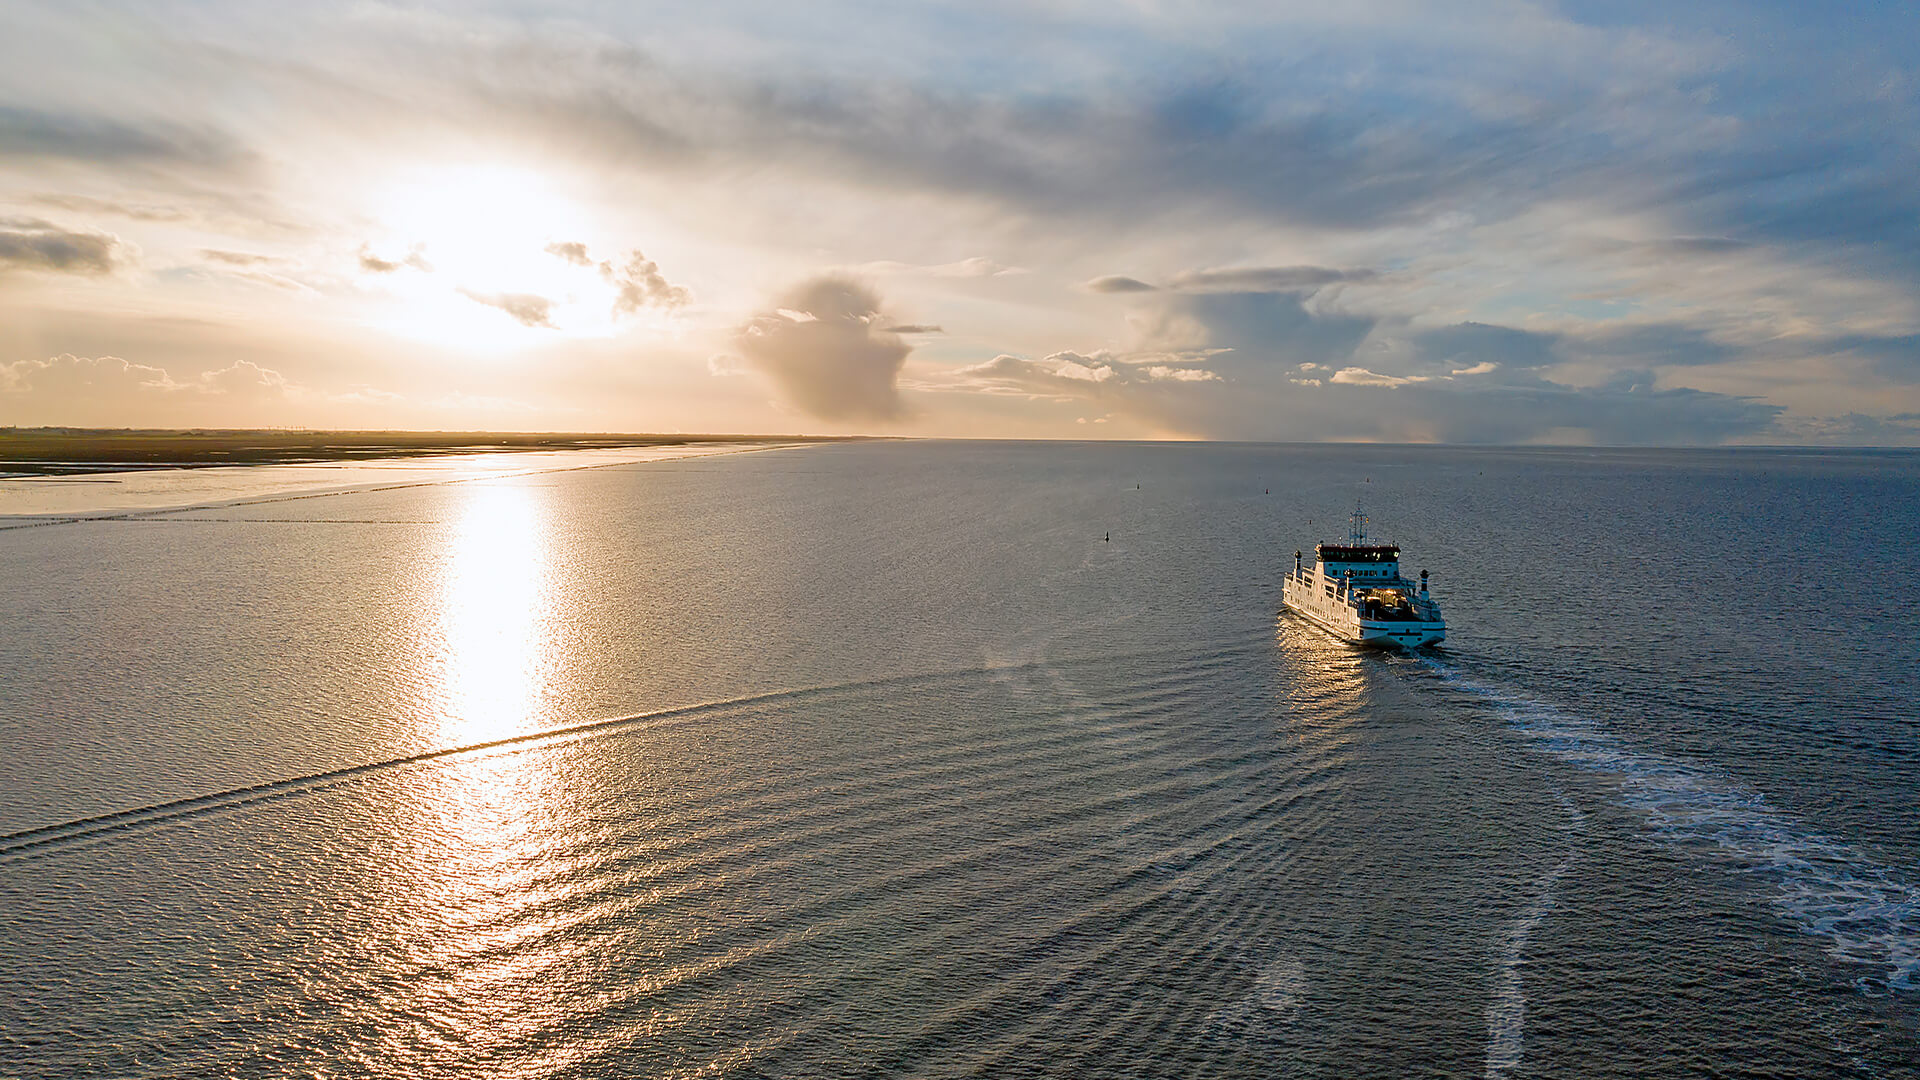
1;1;1917;444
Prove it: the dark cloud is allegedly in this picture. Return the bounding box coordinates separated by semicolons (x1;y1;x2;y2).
0;106;242;169
457;288;556;328
734;277;910;421
357;243;432;274
1569;323;1738;368
1776;411;1920;446
449;28;1920;295
1412;322;1557;375
1142;290;1376;369
964;286;1784;444
1814;332;1920;378
0;217;121;275
1167;266;1378;292
1087;275;1157;293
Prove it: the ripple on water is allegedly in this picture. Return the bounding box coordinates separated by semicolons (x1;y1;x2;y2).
1421;659;1920;995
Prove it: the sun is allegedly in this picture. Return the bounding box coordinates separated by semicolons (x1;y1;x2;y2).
360;163;627;350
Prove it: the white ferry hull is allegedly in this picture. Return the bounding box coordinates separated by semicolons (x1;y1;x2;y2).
1282;577;1446;649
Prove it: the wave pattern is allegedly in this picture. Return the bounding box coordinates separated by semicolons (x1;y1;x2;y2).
1422;659;1920;995
0;637;1412;1079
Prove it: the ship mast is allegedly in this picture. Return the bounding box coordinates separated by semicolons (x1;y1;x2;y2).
1348;504;1369;544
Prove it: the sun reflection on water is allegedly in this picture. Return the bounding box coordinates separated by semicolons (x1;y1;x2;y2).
358;480;599;1069
434;482;557;746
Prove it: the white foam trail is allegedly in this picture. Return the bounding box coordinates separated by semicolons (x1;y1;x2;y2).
1485;790;1582;1078
1484;852;1574;1077
1429;663;1920;994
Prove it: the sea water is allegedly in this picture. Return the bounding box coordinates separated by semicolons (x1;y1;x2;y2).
1;441;1915;1077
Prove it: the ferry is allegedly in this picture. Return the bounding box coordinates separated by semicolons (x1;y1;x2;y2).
1282;506;1445;648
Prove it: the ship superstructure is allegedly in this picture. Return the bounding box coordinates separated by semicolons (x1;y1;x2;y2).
1281;506;1446;648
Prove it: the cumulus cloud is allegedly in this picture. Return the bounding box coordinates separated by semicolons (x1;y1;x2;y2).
734;277;912;421
196;358;291;399
457;287;556;328
545;241;689;314
544;241;592;266
0;353;173;395
0;217;121;275
0;354;307;424
603;250;689;314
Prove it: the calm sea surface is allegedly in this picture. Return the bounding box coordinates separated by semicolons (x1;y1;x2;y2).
1;441;1916;1077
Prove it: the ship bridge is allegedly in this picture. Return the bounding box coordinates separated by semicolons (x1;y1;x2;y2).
1311;507;1401;581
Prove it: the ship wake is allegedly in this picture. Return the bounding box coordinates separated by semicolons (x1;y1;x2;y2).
1417;659;1920;995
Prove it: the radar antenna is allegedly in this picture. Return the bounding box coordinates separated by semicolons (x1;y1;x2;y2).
1348;503;1368;543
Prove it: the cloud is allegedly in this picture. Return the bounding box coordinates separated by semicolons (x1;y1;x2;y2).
0;105;241;169
1330;367;1429;388
200;249;279;267
602;250;689;313
0;353;173;395
1166;266;1378;292
544;241;593;266
358;243;432;274
195;358;291;399
1138;289;1377;368
457;288;556;328
0;354;303;425
1087;275;1157;293
734;277;911;421
0;217;122;275
1777;412;1920;445
32;194;193;223
950;280;1785;443
1656;236;1751;256
1411;322;1556;376
881;323;942;334
854;257;1026;278
545;241;689;314
953;350;1220;401
926;257;1022;278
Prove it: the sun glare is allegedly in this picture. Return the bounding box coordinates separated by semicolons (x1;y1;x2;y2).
433;482;557;744
364;164;628;350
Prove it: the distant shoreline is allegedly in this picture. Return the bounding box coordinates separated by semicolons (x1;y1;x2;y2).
0;429;862;476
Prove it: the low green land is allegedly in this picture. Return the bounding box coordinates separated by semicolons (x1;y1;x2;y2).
0;428;846;473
